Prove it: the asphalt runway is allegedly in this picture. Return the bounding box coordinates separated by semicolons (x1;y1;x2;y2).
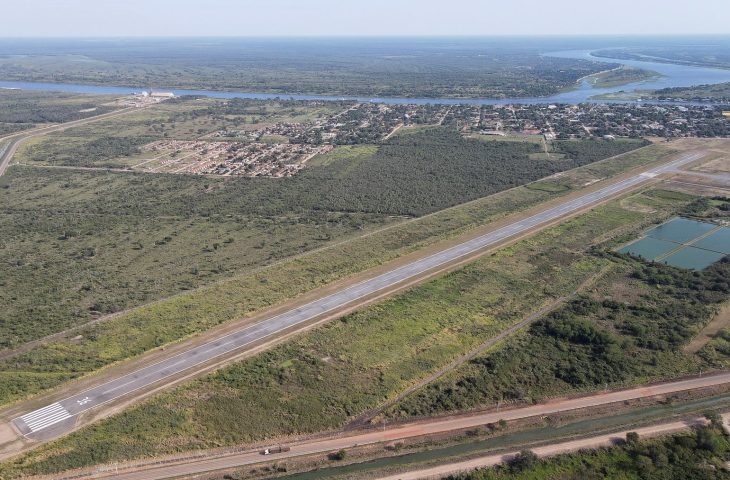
12;151;704;438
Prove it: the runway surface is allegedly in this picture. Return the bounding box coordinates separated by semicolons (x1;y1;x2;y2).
12;151;704;438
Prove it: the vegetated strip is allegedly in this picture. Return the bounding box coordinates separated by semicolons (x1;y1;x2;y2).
22;374;730;480
373;416;714;480
348;264;615;429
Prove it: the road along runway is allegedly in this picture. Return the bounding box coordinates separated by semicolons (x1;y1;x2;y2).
0;105;143;177
11;151;706;439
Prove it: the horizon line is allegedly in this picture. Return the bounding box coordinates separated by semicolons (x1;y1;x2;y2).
0;33;729;40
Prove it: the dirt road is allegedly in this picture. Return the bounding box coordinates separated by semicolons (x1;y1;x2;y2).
32;372;730;480
686;302;730;354
376;417;714;480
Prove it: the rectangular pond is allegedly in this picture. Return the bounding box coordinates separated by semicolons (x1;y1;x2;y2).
617;237;679;260
618;217;729;271
644;217;718;244
661;247;727;271
694;228;730;255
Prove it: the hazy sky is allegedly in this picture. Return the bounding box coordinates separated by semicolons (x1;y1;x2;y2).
3;0;729;37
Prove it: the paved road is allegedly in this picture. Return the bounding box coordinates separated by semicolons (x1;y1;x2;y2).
45;373;730;480
0;136;25;177
11;151;705;438
0;106;139;178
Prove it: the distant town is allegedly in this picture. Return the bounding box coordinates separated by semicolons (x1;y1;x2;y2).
125;97;730;177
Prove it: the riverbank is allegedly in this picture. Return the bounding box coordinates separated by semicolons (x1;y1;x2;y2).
1;48;730;106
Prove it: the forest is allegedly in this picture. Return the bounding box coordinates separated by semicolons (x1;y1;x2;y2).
655;82;730;103
0;90;115;124
553;139;651;164
0;38;610;98
19;129;648;216
0;90;115;137
595;44;730;70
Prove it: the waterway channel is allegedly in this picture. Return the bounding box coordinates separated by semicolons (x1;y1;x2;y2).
1;49;730;105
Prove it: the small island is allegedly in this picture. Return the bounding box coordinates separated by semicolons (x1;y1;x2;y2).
586;65;662;88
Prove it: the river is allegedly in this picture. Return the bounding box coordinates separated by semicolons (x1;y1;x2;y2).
1;49;729;105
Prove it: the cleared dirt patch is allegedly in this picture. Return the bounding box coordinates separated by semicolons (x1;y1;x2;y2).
686;303;730;354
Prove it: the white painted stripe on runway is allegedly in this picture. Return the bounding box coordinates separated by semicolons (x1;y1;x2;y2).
24;407;68;424
20;403;65;422
24;414;72;432
19;403;72;433
25;411;71;429
25;411;72;431
24;412;70;429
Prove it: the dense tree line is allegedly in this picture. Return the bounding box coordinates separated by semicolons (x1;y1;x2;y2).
655;82;730;103
553;139;651;163
0;91;114;123
23;136;156;167
0;123;34;136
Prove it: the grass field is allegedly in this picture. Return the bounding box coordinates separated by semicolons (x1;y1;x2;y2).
392;195;730;419
1;185;716;477
0;141;675;408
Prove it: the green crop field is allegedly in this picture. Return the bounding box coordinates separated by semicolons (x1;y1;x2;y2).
4;187;724;477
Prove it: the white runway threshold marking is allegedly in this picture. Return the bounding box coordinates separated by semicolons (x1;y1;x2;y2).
18;403;71;433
